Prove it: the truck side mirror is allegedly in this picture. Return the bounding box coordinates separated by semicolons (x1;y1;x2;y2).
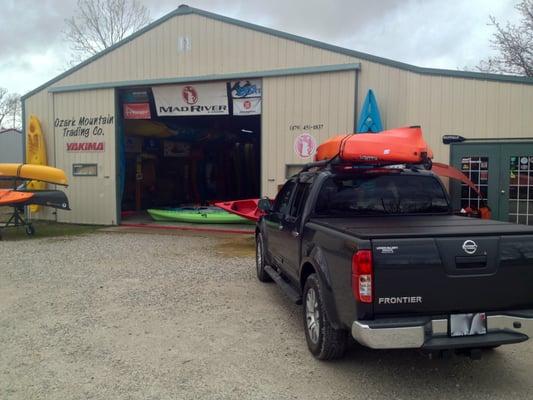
258;197;272;213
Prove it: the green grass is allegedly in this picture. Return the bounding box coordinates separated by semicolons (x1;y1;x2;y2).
0;220;100;241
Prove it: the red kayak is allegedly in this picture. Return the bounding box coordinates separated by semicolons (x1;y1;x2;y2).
315;126;433;165
215;199;266;222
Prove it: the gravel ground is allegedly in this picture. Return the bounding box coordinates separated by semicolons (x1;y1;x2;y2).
2;230;533;399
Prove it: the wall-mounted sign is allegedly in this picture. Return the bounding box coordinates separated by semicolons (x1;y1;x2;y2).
66;142;105;152
124;103;151;119
73;163;98;176
152;83;229;116
294;133;317;159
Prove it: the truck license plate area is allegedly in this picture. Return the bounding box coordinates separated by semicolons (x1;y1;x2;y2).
449;313;487;337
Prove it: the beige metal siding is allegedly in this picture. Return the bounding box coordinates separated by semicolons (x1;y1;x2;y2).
262;70;355;196
52;89;116;225
50;14;353;88
356;62;533;163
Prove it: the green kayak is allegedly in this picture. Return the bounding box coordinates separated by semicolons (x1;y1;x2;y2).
147;207;251;224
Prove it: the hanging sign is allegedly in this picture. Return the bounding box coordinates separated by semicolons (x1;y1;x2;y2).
230;80;262;116
294;133;317;159
230;80;262;98
233;98;261;116
123;103;151;119
152;83;229;116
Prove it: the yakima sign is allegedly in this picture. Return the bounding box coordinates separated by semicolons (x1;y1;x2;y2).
153;83;229;116
123;103;151;119
66;142;105;152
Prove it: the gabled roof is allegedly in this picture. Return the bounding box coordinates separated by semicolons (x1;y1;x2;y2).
0;128;22;134
22;4;533;100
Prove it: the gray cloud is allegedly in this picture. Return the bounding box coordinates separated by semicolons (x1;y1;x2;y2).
0;0;520;95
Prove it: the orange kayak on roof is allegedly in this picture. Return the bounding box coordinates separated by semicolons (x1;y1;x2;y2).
315;126;433;164
0;189;34;206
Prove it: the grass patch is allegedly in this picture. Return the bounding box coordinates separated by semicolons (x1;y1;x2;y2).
0;220;100;241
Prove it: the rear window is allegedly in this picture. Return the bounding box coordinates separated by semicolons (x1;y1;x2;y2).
315;173;450;216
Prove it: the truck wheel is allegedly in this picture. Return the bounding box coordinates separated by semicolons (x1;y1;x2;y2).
303;274;347;360
256;233;272;282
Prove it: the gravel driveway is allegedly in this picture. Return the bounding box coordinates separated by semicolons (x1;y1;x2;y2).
2;230;533;399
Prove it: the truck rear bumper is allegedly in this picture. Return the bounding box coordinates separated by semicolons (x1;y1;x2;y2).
352;311;533;350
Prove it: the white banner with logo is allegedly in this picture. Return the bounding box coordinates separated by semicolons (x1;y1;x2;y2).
153;83;229;116
230;80;262;116
233;97;261;115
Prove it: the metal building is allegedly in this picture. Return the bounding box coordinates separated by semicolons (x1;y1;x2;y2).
22;5;533;225
0;128;22;163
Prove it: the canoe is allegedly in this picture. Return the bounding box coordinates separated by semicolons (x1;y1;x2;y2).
215;199;264;222
147;207;251;224
0;189;34;206
0;164;68;186
26;116;48;212
315;126;433;165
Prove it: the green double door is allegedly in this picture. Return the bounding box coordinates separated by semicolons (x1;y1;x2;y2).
450;142;533;224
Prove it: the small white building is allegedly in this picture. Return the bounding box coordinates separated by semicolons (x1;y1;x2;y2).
0;128;22;163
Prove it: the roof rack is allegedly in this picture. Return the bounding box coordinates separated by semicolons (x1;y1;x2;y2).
299;156;432;174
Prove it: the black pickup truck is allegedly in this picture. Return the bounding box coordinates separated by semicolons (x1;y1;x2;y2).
255;164;533;360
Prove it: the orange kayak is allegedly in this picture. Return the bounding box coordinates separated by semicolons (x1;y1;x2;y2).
0;189;34;206
315;126;433;164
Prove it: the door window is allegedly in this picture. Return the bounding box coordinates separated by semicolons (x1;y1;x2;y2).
273;181;296;215
508;156;533;225
289;184;310;218
460;156;489;210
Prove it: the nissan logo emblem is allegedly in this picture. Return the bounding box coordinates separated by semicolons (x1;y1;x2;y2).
462;240;478;255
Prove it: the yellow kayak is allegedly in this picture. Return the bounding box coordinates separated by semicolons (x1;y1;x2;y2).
26;115;48;212
0;164;68;186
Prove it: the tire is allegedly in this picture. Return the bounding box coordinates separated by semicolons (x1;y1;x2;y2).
26;225;35;236
255;233;272;282
303;273;347;360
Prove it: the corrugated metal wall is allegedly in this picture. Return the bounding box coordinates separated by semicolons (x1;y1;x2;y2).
52;89;116;225
356;64;533;163
23;11;533;223
0;130;23;163
262;70;355;195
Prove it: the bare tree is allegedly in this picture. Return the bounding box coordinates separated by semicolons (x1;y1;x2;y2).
0;88;21;130
477;0;533;76
64;0;151;63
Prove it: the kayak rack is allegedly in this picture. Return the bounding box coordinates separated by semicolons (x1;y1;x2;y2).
0;205;35;240
300;155;433;174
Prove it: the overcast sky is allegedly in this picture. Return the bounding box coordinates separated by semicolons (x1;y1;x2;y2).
0;0;520;96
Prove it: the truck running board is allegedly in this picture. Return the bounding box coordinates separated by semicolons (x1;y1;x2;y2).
264;265;302;304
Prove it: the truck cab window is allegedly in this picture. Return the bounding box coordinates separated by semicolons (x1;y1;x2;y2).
289;183;310;218
274;181;296;215
315;173;450;216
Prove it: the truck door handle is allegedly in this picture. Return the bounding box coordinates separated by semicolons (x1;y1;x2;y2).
291;231;299;237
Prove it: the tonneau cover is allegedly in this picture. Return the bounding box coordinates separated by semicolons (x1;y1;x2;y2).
309;215;533;239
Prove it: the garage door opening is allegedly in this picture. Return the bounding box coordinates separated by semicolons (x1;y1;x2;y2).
117;82;261;221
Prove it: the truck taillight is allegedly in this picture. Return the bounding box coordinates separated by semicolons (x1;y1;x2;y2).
352;250;373;303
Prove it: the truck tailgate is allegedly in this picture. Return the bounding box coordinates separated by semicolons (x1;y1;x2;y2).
372;234;533;315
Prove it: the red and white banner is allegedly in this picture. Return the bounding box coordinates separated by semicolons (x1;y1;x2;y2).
123;103;151;119
152;83;229;116
233;98;261;116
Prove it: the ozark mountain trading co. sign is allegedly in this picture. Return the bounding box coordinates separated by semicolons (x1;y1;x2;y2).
56;114;114;152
